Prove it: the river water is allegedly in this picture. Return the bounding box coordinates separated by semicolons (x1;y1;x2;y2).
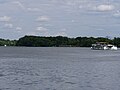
0;47;120;90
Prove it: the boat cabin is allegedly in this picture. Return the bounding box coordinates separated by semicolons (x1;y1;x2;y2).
91;42;117;50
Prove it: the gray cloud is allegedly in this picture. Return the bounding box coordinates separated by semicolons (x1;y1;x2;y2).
4;23;13;28
0;0;120;39
16;27;22;30
12;1;25;9
36;16;50;22
113;10;120;17
0;16;11;22
36;26;48;32
95;4;115;12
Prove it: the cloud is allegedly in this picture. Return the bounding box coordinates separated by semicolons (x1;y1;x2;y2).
56;30;67;36
95;4;115;12
56;32;67;36
0;16;11;22
16;27;22;30
26;32;36;36
113;10;120;17
12;1;25;9
55;28;67;36
12;1;40;12
36;16;50;22
27;8;40;11
26;26;49;36
4;23;13;28
36;26;48;32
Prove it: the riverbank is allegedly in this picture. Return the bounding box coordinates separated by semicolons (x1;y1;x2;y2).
1;35;120;47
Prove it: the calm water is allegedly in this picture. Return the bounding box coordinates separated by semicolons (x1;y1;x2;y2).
0;47;120;90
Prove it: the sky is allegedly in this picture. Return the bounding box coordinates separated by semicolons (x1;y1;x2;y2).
0;0;120;39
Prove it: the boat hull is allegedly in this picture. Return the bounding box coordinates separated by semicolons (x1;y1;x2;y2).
91;43;117;50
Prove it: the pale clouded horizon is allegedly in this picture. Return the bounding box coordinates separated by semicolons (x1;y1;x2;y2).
0;0;120;39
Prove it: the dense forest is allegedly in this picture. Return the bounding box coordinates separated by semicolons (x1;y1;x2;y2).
16;35;120;47
0;38;16;46
1;35;120;47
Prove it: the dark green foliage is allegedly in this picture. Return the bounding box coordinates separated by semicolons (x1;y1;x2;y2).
1;35;120;47
0;38;16;46
16;35;115;47
16;36;71;47
113;37;120;47
76;37;96;47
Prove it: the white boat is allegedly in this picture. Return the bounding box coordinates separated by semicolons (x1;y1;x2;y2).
91;42;117;50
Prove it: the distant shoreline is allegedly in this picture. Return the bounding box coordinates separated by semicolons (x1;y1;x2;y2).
1;35;120;47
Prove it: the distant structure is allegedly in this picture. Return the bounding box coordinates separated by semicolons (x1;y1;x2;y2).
91;42;117;50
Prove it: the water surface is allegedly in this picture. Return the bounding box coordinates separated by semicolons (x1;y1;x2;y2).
0;47;120;90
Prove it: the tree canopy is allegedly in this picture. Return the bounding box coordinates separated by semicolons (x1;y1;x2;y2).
15;35;115;47
0;38;16;46
1;35;120;47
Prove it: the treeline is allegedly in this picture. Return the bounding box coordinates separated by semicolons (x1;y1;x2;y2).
1;36;120;47
15;35;120;47
0;38;16;46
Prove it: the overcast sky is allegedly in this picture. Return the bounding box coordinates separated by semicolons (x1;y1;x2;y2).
0;0;120;39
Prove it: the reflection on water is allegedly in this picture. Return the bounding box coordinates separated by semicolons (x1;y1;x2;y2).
0;47;120;90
